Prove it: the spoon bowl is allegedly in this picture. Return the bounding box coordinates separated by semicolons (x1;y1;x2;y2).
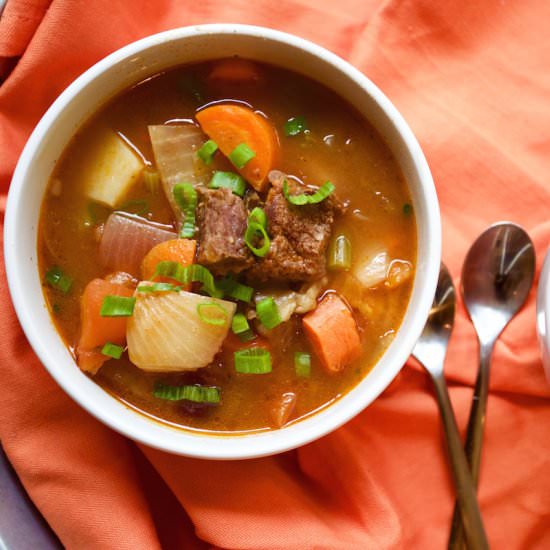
412;263;455;376
462;222;536;345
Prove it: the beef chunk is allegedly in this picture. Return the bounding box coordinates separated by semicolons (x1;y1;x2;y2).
196;188;253;275
247;171;342;282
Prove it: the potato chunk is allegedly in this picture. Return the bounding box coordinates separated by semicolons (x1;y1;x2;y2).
83;130;143;207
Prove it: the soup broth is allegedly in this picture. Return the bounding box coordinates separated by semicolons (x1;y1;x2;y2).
38;59;416;433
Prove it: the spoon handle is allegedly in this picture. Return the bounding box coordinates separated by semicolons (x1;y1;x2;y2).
431;373;489;550
448;343;493;550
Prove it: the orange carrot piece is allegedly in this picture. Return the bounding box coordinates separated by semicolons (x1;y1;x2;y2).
302;293;362;373
270;392;297;428
196;104;279;191
140;239;196;285
76;279;134;374
209;59;262;83
77;349;107;375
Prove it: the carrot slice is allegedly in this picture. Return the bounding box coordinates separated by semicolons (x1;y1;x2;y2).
77;349;107;375
302;292;362;372
140;239;196;285
209;59;262;83
76;279;134;374
196;104;279;191
270;392;297;428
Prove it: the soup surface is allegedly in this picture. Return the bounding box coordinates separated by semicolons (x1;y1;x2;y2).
38;59;416;433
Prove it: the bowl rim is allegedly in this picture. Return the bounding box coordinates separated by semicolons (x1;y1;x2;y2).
537;249;550;381
4;23;441;459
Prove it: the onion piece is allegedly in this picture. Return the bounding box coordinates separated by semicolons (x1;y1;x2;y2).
353;249;390;289
295;277;327;314
148;124;210;220
254;277;327;326
386;260;413;288
127;289;236;372
99;212;176;277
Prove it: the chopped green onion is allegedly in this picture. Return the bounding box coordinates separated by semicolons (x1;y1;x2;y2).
231;312;250;335
153;383;220;404
173;182;197;238
234;348;272;374
45;266;73;293
284;116;307;136
118;199;148;216
238;329;256;342
248;206;267;228
197;302;228;326
229;143;256;169
137;282;181;293
328;234;352;271
142;168;161;195
209;171;246;197
153;262;222;298
52;303;61;315
101;342;124;359
283;180;335;206
256;297;282;329
216;276;254;303
197;139;219;165
403;203;413;216
244;222;270;257
100;296;136;317
295;352;311;377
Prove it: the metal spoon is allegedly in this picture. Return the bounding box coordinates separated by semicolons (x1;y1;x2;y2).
413;263;489;550
449;222;536;549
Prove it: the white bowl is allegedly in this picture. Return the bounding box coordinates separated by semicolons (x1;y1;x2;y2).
537;249;550;382
4;24;441;459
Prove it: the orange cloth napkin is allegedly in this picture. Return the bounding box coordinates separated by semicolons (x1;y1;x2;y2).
1;1;550;548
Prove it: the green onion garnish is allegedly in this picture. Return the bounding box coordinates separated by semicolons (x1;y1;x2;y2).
294;352;311;377
101;342;124;359
153;262;222;298
403;203;413;216
231;312;250;335
153;383;220;404
197;139;219;165
328;234;352;271
283;180;335;206
173;182;197;238
248;206;267;228
118;199;148;216
216;276;254;303
100;296;136;317
256;297;282;330
197;302;228;326
45;266;73;294
244;222;270;257
229;143;256;169
234;348;272;374
209;171;246;197
137;282;181;293
142;168;161;195
284;116;307;136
